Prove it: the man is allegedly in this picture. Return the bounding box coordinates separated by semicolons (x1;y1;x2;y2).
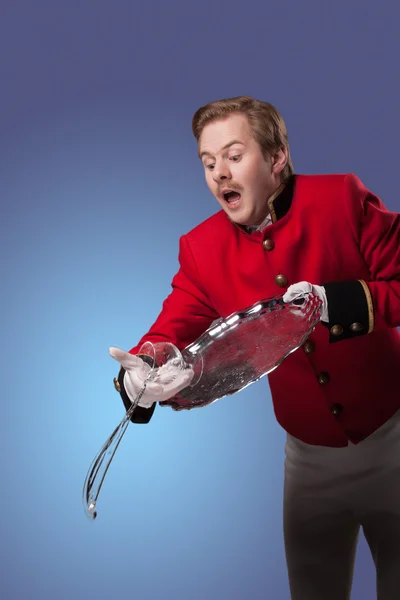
110;96;400;599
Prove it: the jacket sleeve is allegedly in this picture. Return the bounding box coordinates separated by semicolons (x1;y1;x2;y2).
116;234;220;422
322;173;400;343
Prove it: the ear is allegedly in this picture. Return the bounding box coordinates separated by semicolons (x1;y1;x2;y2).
271;148;287;175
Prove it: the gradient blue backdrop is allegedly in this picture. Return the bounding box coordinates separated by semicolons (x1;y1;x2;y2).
1;1;399;599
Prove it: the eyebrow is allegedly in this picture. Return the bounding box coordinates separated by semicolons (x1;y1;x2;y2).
199;139;244;160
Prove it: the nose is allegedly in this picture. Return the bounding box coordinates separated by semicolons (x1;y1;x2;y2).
212;160;231;183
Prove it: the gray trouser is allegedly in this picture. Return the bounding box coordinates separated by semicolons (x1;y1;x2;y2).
284;409;400;600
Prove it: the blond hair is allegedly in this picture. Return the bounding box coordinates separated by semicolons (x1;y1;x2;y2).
192;96;294;180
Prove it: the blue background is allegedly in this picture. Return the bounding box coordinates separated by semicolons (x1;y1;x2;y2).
1;1;399;598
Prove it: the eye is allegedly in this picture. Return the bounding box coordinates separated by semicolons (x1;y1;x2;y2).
206;164;215;171
230;155;241;162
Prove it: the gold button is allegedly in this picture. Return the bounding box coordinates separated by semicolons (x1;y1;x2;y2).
350;322;364;332
303;340;315;354
275;274;288;287
330;325;344;336
262;238;275;251
331;403;343;416
113;377;121;392
318;372;330;385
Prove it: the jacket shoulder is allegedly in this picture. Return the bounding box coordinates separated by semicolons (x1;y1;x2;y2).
294;173;366;209
296;172;367;192
296;172;349;189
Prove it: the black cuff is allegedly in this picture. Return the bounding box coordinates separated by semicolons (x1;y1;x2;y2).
115;356;156;424
322;279;374;343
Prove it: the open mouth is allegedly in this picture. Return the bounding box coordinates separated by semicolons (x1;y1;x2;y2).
223;191;241;204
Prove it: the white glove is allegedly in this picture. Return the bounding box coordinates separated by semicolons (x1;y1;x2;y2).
109;346;194;408
282;281;329;322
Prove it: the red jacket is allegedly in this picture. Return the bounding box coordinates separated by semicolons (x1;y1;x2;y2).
125;173;400;447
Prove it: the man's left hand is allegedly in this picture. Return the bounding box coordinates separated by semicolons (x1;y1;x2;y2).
283;281;329;322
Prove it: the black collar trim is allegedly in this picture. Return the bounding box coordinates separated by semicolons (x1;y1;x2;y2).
268;174;295;223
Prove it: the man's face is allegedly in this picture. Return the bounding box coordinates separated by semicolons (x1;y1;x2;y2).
199;113;286;226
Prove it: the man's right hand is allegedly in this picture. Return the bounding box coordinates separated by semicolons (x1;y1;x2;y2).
109;347;194;408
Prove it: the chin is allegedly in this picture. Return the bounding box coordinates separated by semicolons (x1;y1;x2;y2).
227;208;252;225
220;202;255;227
228;215;252;227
